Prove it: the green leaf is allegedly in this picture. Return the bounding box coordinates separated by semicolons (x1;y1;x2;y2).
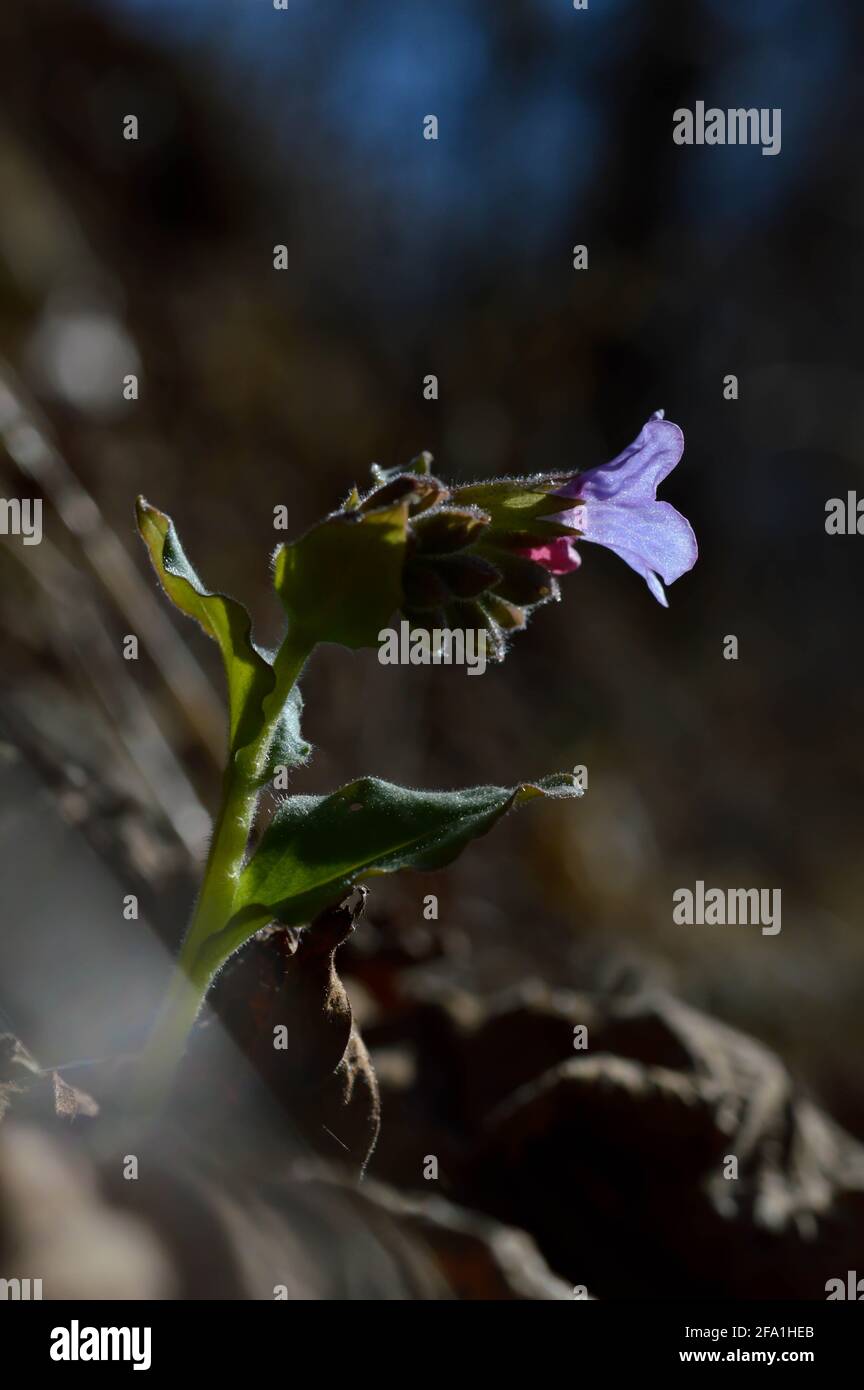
244;683;312;787
450;478;575;540
273;501;409;649
136;497;275;754
233;773;582;927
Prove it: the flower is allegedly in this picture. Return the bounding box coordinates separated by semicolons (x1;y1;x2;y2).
346;412;697;665
525;411;697;607
352;455;562;662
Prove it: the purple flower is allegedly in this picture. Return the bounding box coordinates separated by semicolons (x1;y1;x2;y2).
522;411;697;606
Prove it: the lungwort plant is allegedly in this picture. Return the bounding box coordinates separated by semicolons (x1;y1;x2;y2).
134;411;696;1101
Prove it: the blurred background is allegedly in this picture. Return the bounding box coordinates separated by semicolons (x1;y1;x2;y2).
0;0;862;1149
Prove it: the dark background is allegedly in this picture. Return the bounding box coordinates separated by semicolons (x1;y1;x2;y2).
0;0;862;1143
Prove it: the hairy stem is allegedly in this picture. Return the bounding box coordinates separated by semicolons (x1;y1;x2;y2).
133;631;311;1109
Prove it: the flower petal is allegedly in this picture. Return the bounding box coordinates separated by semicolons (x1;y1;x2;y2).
556;412;684;505
547;411;697;604
593;541;670;606
572;498;697;586
519;537;582;575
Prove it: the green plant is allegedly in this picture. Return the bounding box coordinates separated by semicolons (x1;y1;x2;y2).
134;419;695;1102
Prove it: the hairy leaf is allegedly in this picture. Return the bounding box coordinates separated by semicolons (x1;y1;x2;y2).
245;683;312;787
234;773;581;927
450;479;575;540
273;502;409;649
137;498;276;754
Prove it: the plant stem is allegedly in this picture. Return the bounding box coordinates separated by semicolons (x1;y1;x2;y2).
133;630;311;1110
